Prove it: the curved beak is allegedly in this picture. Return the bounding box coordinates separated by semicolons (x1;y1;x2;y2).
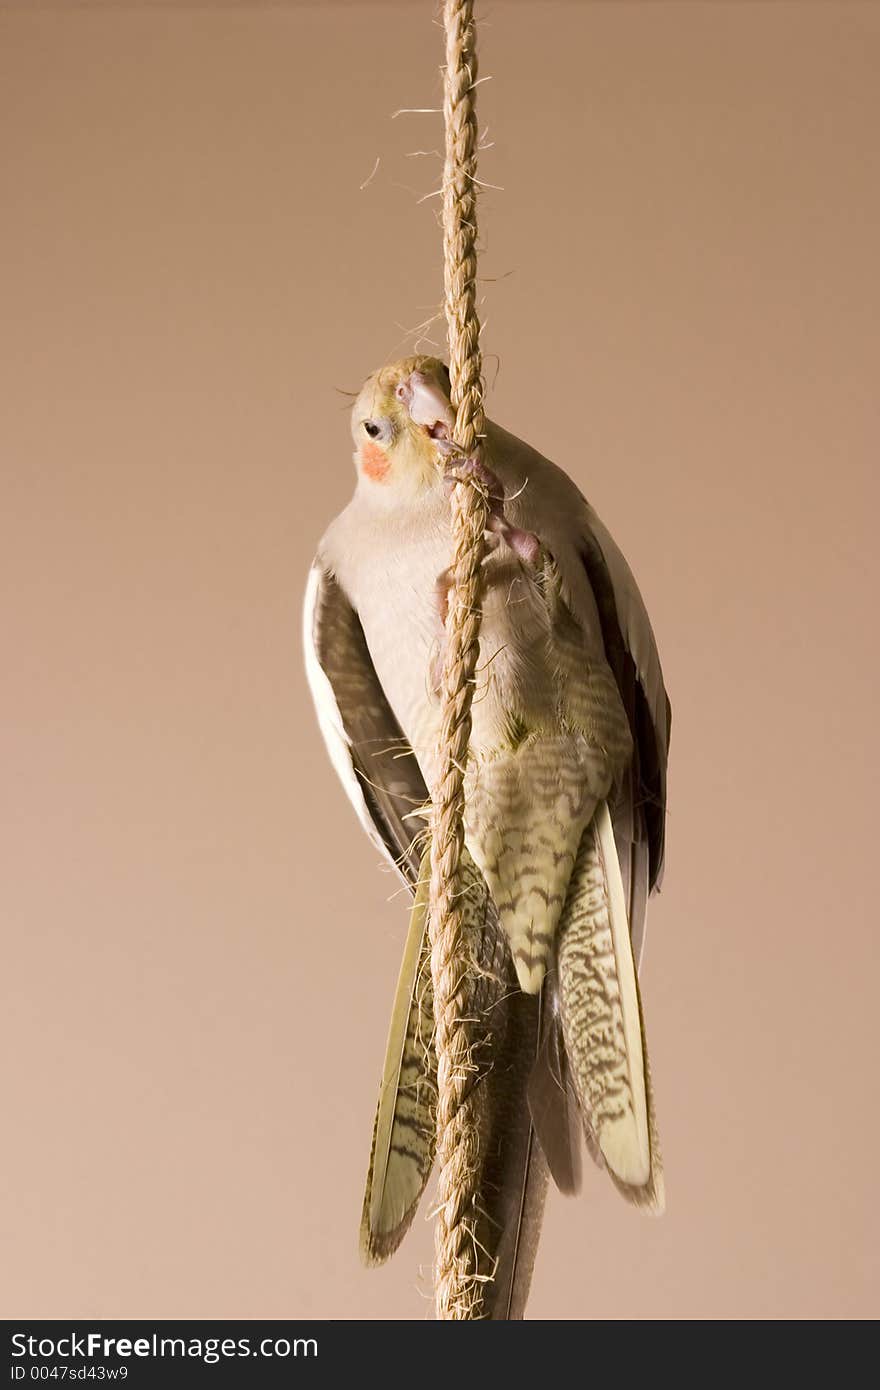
396;370;454;442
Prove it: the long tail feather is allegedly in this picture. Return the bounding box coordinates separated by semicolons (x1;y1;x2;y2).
477;987;550;1319
360;849;435;1264
526;975;582;1196
556;801;662;1207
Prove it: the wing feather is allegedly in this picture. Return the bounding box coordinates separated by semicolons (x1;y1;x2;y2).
578;510;671;896
303;563;428;884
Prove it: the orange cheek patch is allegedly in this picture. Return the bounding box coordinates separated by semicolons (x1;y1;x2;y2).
361;441;391;481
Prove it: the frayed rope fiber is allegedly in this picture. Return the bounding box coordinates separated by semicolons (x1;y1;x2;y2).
427;0;491;1322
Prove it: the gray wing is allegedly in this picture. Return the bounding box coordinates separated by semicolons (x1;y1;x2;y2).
303;562;428;886
484;424;670;938
578;504;671;965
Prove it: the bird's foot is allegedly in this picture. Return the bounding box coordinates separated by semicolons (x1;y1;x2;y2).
444;452;542;567
434;566;453;627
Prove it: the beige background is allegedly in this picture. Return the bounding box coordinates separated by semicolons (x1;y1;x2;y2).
2;0;878;1320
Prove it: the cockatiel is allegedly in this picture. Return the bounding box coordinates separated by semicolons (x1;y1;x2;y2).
304;355;670;1318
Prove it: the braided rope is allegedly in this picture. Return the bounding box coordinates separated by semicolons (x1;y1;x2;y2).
427;0;490;1322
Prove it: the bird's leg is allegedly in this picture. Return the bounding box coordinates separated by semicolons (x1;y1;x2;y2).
431;448;544;696
434;531;504;617
398;368;542;567
429;568;455;696
443;451;542;567
430;534;501;695
486;509;542;566
434;566;453;627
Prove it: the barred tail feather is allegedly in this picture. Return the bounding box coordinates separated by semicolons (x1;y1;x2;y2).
556;801;661;1204
360;848;436;1265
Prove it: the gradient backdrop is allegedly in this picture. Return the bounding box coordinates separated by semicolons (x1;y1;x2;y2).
2;0;878;1320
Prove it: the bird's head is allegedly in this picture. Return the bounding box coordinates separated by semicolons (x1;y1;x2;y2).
351;355;455;496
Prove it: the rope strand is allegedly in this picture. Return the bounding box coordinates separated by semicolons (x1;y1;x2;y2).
428;0;490;1322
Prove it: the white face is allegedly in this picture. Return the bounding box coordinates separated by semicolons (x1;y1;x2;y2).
351;356;453;496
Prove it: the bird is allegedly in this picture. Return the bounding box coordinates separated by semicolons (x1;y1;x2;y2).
303;355;671;1318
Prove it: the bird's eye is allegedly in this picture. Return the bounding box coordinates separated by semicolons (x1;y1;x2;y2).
363;421;382;439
